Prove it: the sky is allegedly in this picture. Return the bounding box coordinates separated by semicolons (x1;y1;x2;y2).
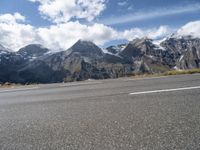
0;0;200;51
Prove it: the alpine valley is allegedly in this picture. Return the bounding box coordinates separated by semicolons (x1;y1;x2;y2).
0;35;200;84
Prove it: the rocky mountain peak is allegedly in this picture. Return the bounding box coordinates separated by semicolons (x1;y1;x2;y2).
18;44;50;59
106;44;127;54
119;37;157;60
0;44;11;53
0;44;6;51
69;40;103;58
161;36;200;53
130;37;154;48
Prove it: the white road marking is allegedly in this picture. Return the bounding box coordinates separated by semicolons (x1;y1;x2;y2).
129;86;200;95
0;87;39;93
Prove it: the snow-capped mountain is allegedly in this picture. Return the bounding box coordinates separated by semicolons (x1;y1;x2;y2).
0;35;200;84
17;44;51;61
106;44;127;55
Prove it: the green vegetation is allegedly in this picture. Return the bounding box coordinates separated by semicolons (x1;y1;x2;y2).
150;65;170;73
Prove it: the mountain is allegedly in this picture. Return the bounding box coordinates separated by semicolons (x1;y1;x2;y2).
68;40;103;58
119;38;170;73
17;44;50;61
120;38;155;57
16;41;108;83
106;44;126;54
177;47;200;69
0;45;25;83
161;37;200;69
0;36;200;84
0;44;11;52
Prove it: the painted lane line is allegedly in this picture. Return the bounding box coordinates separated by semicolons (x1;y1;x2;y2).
129;86;200;95
0;87;39;93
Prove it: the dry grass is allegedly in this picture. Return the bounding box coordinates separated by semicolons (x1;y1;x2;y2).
0;82;37;89
163;68;200;76
130;68;200;79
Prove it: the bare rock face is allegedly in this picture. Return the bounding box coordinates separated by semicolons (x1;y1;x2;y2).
120;38;156;57
118;38;170;73
68;40;103;58
177;47;200;69
106;44;126;54
161;37;200;69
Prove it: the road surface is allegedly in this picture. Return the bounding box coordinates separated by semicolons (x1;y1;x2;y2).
0;74;200;150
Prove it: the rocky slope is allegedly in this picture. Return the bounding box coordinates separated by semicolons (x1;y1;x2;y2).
0;36;200;84
0;45;25;83
106;44;126;54
161;36;200;69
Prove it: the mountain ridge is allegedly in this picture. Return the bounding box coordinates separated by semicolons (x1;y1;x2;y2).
0;36;200;84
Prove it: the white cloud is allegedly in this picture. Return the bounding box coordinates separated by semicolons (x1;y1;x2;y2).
0;12;180;52
101;4;200;25
36;22;117;50
0;13;172;51
117;1;128;6
122;28;144;40
147;26;173;40
0;12;117;51
0;13;36;51
121;26;173;41
0;12;25;24
176;20;200;38
27;0;106;23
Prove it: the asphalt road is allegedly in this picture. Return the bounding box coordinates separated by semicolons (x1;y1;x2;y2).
0;74;200;150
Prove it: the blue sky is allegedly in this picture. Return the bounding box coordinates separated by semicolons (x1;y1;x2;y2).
0;0;200;51
101;0;200;29
1;0;200;29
